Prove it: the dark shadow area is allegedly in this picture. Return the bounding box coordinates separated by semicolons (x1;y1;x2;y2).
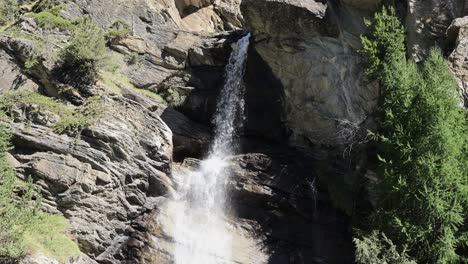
242;47;287;144
228;147;354;264
160;107;212;162
176;65;225;125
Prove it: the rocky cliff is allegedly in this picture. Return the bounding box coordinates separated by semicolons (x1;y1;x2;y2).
1;0;467;263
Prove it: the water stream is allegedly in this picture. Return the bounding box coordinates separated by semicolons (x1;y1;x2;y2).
172;33;251;264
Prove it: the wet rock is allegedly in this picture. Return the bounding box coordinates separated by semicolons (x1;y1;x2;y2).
340;0;381;11
136;150;353;264
160;107;211;161
227;152;353;263
19;253;97;264
241;0;379;148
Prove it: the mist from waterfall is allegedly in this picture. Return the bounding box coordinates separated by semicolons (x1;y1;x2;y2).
172;33;251;264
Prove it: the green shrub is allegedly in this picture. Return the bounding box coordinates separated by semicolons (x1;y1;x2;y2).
28;10;73;31
0;0;19;25
125;52;144;65
359;6;468;264
0;90;103;137
360;6;406;80
105;20;130;41
33;0;55;12
24;48;40;71
23;214;80;262
54;96;103;135
56;17;107;86
354;231;416;264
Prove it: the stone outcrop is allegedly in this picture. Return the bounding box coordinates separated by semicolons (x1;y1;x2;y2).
405;0;468;61
0;0;231;261
448;16;468;105
10;96;173;259
241;0;379;148
0;49;38;92
214;0;244;29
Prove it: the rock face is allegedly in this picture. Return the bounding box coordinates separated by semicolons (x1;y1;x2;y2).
0;49;38;92
448;16;468;105
214;0;244;29
405;0;468;61
0;0;231;261
228;152;353;263
10;96;173;260
241;0;379;148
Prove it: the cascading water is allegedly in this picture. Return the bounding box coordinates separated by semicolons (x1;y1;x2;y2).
171;33;251;264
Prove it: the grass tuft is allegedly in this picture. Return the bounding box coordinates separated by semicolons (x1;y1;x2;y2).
99;71;166;103
23;214;81;262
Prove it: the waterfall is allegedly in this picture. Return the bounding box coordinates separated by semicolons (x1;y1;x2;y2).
172;33;251;264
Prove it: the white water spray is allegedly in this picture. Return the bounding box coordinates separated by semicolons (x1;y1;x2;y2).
172;33;251;264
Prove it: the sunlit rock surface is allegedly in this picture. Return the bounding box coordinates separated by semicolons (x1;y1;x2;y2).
241;0;379;148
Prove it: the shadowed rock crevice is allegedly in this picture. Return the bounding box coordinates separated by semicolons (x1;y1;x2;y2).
243;47;287;143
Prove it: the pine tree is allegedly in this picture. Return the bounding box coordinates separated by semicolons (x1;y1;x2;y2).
357;6;468;264
56;17;107;87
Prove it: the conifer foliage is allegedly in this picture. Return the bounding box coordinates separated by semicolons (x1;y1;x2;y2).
357;6;468;264
56;17;107;87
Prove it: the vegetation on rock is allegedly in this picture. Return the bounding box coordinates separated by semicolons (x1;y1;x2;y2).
0;0;19;25
105;19;131;41
0;124;39;258
0;90;103;137
0;110;80;261
356;6;468;264
56;17;107;87
99;70;166;103
28;10;72;31
125;52;145;65
23;214;81;262
354;231;416;264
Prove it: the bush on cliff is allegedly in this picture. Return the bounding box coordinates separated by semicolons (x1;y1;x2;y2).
0;0;18;26
28;9;73;31
56;17;107;87
0;90;103;137
105;20;131;41
357;6;468;264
